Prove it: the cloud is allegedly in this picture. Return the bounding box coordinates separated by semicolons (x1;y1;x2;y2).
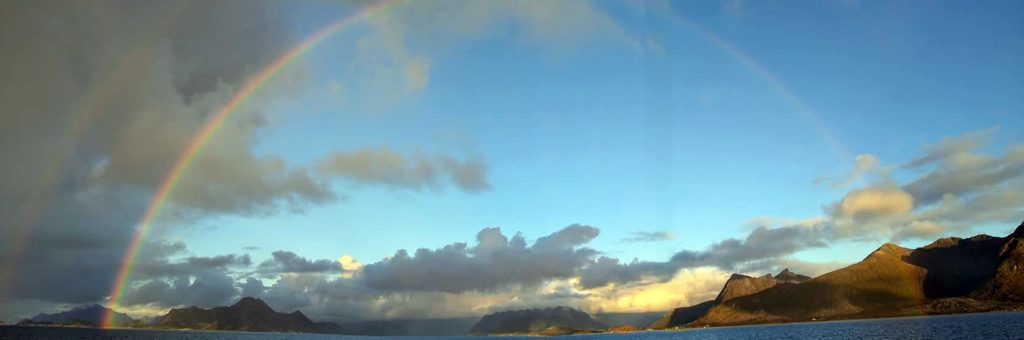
581;267;731;313
0;1;319;319
256;251;342;274
334;0;636;110
892;220;945;243
0;0;499;321
833;187;914;219
120;271;238;309
621;231;675;243
815;154;887;188
317;147;491;193
902;130;1024;206
361;225;599;293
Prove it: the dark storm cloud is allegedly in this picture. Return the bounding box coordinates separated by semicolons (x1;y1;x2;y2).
0;0;492;319
257;251;340;274
0;0;313;315
361;224;599;293
120;271;239;308
239;277;267;298
132;253;252;278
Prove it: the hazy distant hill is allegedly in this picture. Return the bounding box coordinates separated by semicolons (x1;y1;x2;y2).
591;311;665;329
468;306;606;335
649;268;811;329
155;297;342;334
678;221;1024;327
29;304;135;326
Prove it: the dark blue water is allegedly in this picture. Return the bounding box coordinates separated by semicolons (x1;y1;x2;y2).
3;312;1023;339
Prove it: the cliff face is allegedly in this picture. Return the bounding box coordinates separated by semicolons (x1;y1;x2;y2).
689;221;1024;327
973;222;1024;301
156;297;342;334
649;268;811;329
715;274;778;302
468;306;605;335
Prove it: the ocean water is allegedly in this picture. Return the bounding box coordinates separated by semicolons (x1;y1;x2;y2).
2;312;1023;339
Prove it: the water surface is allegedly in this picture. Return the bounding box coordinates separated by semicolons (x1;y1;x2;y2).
3;312;1023;339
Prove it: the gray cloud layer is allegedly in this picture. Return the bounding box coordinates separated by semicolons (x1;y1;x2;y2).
257;251;341;274
318;147;490;193
361;225;599;293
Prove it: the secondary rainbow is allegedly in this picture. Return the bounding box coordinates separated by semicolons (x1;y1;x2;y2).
101;0;399;328
667;12;853;163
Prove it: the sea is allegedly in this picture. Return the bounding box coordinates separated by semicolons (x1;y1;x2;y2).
2;312;1023;339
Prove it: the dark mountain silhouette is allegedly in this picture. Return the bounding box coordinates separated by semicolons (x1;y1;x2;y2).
468;306;606;335
155;297;342;334
652;221;1024;328
649;268;810;329
29;304;136;326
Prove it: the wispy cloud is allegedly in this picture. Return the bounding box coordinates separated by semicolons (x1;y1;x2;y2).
621;231;675;243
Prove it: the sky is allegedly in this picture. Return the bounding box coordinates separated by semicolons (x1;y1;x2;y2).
1;0;1023;323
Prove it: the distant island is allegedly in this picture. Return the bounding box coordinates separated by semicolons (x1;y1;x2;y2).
11;221;1024;336
19;304;137;327
468;306;606;335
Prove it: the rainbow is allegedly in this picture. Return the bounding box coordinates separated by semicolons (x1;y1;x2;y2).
101;0;399;328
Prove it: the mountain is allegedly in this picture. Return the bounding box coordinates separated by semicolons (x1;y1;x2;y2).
468;306;606;335
649;268;810;329
155;297;342;334
687;221;1024;327
774;268;812;284
29;304;136;326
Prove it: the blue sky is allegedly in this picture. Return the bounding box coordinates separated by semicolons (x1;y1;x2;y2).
174;0;1024;267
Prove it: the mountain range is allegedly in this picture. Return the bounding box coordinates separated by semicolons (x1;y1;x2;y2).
153;297;343;333
652;221;1024;328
